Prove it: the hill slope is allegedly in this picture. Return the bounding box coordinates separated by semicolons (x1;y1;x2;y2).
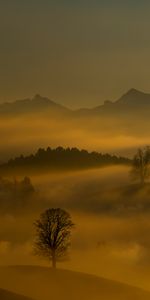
0;266;150;300
0;288;34;300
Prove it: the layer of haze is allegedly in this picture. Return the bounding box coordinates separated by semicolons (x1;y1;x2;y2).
1;1;150;107
1;166;150;293
0;110;149;161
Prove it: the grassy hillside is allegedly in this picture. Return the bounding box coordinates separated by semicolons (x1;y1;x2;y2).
0;288;33;300
0;266;150;300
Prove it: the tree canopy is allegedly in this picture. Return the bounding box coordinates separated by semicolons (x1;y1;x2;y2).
0;146;130;174
131;146;150;185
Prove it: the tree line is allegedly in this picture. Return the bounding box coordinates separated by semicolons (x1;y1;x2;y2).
0;146;130;173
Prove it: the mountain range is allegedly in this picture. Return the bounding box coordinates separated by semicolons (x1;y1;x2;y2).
0;88;150;161
0;88;150;116
0;94;68;115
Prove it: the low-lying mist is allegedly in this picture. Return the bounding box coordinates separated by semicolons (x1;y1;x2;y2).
0;111;150;161
1;166;150;291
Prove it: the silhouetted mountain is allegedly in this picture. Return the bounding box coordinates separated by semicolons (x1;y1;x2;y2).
0;89;149;160
0;94;69;115
97;88;150;110
116;88;150;106
0;147;130;175
1;88;150;117
74;88;150;117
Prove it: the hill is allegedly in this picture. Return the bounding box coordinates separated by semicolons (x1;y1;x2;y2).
0;266;150;300
0;288;34;300
0;147;130;175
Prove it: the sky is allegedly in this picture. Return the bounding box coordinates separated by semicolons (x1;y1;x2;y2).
0;0;150;108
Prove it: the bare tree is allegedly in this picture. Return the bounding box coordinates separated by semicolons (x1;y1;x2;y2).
33;208;74;268
131;146;150;185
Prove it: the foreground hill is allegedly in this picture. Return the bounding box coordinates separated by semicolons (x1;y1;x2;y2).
0;266;150;300
0;288;33;300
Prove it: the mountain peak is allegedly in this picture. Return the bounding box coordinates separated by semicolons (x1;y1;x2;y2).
32;94;57;105
116;88;150;105
31;94;69;111
125;88;144;96
32;94;51;101
0;94;69;115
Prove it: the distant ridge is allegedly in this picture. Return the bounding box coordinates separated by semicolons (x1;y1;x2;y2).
0;88;149;167
0;146;130;175
116;88;150;106
0;88;150;115
0;94;69;115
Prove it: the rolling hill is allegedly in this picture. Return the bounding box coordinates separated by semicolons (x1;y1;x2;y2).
0;288;34;300
0;266;150;300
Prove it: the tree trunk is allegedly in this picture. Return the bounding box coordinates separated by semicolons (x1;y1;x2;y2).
140;172;145;186
52;252;56;269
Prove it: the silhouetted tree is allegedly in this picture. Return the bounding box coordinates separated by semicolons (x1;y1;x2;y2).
34;208;74;269
131;147;150;185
